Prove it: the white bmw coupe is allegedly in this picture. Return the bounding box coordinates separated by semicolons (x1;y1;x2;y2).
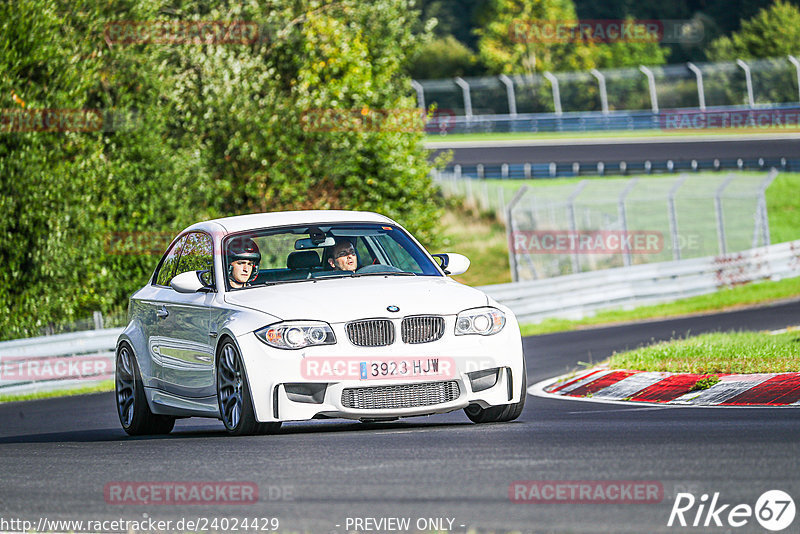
115;211;526;435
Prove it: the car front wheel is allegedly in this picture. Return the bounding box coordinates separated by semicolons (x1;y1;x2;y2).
217;341;281;436
115;343;175;435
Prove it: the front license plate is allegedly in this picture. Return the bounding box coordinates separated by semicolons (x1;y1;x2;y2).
360;358;445;380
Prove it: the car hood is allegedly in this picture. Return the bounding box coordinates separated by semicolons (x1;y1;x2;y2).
224;276;488;322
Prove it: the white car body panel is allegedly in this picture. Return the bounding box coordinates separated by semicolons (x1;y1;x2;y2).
117;210;526;428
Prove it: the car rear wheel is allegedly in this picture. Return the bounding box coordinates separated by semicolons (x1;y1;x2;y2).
464;362;527;424
115;343;175;435
217;341;281;436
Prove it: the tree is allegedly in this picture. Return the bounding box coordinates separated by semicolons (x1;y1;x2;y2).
0;0;443;339
476;0;596;74
408;35;482;79
474;0;669;75
707;0;800;60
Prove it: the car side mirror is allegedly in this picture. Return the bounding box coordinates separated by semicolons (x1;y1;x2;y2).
432;253;470;276
171;271;212;293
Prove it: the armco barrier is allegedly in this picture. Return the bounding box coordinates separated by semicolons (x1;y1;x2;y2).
2;240;799;397
478;239;800;324
0;328;123;396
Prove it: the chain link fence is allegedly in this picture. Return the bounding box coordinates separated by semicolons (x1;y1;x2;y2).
436;171;778;281
416;56;800;133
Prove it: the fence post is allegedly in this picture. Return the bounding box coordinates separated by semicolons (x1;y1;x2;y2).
93;311;104;330
714;174;735;255
590;69;609;114
789;56;800;103
454;77;473;118
686;62;706;111
506;186;529;282
618;178;639;267
639;66;659;113
543;72;563;115
736;59;755;108
410;80;425;110
757;169;779;247
567;181;588;274
498;187;507;223
667;174;689;260
499;74;518;117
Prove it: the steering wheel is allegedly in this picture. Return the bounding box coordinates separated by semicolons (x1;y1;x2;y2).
355;264;404;274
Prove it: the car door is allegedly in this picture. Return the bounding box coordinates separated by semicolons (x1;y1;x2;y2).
144;234;187;389
154;231;217;398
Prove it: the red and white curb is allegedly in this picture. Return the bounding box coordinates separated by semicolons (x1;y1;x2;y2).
530;367;800;407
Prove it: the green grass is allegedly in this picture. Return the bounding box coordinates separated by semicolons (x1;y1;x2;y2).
766;173;800;244
438;208;511;286
606;330;800;374
520;276;800;336
0;380;113;403
426;128;800;144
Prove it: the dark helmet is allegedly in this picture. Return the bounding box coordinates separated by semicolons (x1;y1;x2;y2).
227;237;261;283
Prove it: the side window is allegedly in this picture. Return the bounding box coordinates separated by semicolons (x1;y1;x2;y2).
154;235;187;286
175;232;214;287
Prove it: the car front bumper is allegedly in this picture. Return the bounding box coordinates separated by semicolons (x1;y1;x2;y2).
233;315;525;423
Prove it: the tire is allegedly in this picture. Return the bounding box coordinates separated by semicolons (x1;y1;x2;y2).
217;340;281;436
464;361;527;424
115;343;175;436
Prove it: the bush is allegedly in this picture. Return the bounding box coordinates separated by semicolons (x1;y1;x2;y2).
0;0;443;340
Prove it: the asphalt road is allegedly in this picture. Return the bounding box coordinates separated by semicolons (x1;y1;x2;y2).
2;300;800;533
427;135;800;166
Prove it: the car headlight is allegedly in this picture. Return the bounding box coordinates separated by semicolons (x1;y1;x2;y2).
255;321;336;350
455;307;505;336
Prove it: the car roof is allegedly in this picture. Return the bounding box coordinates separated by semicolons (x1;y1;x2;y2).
182;210;397;236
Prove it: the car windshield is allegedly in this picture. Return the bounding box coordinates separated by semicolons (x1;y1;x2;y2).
223;223;441;290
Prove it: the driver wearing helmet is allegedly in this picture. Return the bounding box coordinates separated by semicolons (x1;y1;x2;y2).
227;237;261;289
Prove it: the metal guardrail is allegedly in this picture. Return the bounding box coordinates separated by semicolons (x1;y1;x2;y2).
479;239;800;324
0;328;122;396
427;105;800;135
435;157;799;180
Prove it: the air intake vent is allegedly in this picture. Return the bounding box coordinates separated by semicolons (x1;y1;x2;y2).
401;315;445;344
346;319;394;347
341;381;461;410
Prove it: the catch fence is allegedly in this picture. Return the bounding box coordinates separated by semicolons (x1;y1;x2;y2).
436;171;778;281
418;56;800;134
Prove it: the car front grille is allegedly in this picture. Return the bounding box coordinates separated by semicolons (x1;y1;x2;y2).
341;380;461;410
401;315;445;344
346;319;394;347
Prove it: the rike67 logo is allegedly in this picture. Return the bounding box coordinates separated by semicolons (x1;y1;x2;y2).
668;490;795;531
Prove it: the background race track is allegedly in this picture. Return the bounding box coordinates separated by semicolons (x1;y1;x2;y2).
428;135;800;166
2;299;800;533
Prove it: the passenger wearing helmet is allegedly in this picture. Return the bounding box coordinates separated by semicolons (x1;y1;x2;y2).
227;237;261;289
